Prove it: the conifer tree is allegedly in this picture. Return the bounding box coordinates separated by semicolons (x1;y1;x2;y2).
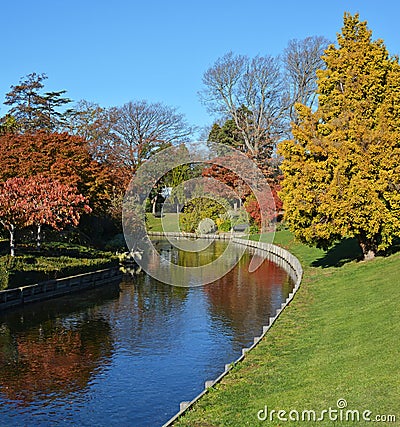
278;13;400;260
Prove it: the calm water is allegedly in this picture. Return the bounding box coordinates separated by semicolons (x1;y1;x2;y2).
0;240;293;426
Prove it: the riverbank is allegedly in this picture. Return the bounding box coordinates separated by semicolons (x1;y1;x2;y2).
174;230;400;426
0;241;118;290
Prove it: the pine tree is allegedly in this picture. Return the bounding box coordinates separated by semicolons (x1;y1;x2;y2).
278;13;400;260
4;73;71;132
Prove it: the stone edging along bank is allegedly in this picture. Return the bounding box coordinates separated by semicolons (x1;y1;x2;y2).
0;267;122;311
147;231;234;239
162;238;303;427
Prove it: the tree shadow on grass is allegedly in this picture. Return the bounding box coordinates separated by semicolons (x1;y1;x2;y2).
381;237;400;257
312;238;362;268
312;237;400;268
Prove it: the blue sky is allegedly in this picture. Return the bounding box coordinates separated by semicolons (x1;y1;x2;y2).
1;1;399;133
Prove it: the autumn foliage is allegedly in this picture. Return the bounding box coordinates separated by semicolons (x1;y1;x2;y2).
279;13;400;259
0;131;117;213
0;175;91;255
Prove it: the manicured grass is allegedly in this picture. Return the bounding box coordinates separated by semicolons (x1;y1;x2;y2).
175;230;400;426
146;212;181;232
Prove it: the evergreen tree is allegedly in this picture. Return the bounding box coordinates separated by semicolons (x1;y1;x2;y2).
4;73;71;132
278;13;400;260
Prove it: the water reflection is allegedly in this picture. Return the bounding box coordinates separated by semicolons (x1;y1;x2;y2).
0;241;294;426
0;285;118;404
106;274;189;354
145;238;244;286
204;251;292;349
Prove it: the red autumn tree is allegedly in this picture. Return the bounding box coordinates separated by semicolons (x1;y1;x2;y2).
25;175;92;250
0;176;91;255
0;178;32;256
0;131;115;215
202;163;252;202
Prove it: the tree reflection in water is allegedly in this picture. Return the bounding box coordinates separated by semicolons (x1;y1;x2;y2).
0;240;294;426
0;285;118;404
204;250;293;347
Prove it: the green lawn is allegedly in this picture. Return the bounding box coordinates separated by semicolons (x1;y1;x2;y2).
146;213;181;232
175;230;400;426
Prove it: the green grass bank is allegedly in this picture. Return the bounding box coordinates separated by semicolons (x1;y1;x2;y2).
174;230;400;426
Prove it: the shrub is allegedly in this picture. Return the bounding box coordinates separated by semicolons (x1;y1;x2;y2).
180;197;229;233
217;219;231;232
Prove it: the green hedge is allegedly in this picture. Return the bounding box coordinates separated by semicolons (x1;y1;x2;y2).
0;250;118;290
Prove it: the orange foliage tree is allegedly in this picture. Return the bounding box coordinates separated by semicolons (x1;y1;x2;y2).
0;176;91;255
0;131;115;216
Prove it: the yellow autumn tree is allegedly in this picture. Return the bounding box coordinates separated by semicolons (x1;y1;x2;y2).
278;13;400;260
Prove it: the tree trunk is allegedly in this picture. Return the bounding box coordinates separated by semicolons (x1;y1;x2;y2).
357;237;376;261
9;224;15;257
37;224;42;251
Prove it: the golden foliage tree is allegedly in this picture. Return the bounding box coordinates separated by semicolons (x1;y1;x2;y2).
278;13;400;260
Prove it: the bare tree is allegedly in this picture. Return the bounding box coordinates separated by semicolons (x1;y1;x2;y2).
199;52;284;161
110;100;192;171
63;100;118;163
282;36;330;124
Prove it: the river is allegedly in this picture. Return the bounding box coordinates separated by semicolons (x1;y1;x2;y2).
0;240;293;426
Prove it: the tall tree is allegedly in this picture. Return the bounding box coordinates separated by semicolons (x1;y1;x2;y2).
0;131;112;215
39;90;72;131
282;36;330;125
4;73;71;132
208;119;246;151
63;100;118;163
109;100;192;172
279;13;400;260
200;52;284;163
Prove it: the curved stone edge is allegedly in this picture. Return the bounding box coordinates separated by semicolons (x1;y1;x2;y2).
0;267;122;311
147;231;243;240
162;238;303;427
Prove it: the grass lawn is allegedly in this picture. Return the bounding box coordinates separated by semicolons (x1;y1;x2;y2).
146;213;181;232
175;230;400;426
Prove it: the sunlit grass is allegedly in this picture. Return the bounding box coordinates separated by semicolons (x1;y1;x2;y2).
145;213;181;232
175;230;400;426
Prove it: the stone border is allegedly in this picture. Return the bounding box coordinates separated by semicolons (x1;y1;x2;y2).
147;231;244;240
162;238;303;427
0;267;122;311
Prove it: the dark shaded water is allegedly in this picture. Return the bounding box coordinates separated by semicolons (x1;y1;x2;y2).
0;240;293;426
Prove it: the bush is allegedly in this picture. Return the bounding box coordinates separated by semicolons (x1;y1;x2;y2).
104;234;127;251
249;224;260;235
216;218;231;232
0;243;118;290
0;257;12;290
180;197;229;233
0;256;29;290
179;211;200;233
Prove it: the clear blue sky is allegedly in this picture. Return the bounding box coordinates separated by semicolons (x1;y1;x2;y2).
1;0;399;134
